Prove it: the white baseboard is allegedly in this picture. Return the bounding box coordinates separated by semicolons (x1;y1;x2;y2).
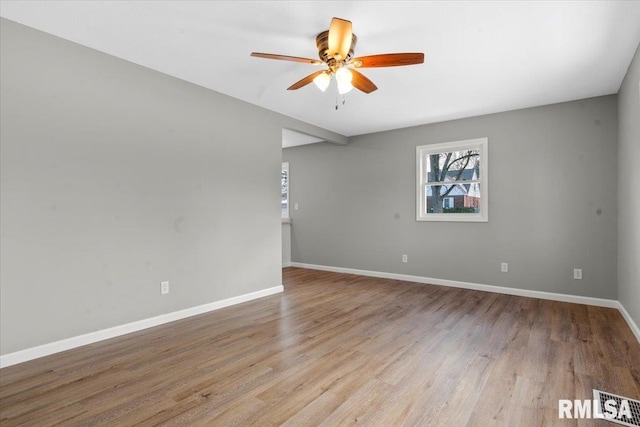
282;262;292;268
617;302;640;343
291;263;639;343
3;265;637;369
290;262;620;308
0;285;284;369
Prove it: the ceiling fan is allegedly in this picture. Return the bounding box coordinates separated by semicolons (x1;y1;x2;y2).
251;17;424;95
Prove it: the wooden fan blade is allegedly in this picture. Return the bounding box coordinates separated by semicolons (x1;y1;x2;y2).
350;70;378;94
287;70;325;90
352;53;424;68
251;52;321;65
328;18;352;59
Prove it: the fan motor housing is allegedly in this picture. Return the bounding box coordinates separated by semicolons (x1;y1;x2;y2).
316;30;357;65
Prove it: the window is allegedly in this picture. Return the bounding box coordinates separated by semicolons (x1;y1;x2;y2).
281;162;289;218
416;138;488;222
443;197;454;209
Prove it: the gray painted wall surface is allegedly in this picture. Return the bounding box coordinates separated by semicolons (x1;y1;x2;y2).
0;19;334;355
284;96;618;299
282;223;292;266
618;43;640;328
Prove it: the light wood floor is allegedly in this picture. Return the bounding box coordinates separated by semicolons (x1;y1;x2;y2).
1;268;639;426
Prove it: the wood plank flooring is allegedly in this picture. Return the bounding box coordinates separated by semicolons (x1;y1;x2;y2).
1;267;639;426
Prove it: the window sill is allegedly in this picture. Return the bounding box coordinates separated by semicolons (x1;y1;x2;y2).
416;214;487;222
282;217;292;224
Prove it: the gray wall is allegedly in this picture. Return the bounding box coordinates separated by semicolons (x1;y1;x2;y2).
282;223;292;267
618;43;640;327
0;19;341;355
284;96;618;299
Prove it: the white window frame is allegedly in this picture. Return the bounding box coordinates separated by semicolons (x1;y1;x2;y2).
281;162;289;219
416;138;488;222
443;197;454;209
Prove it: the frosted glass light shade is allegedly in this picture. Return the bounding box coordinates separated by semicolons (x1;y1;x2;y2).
335;68;353;94
313;72;331;92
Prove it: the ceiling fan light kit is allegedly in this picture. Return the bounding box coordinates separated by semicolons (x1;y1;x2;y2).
251;17;424;98
313;71;331;92
335;67;354;94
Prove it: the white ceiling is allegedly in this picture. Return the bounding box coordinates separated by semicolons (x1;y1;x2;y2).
2;1;639;137
282;129;325;148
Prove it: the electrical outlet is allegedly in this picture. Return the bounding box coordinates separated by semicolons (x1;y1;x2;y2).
501;262;509;273
573;269;582;280
402;254;408;263
161;281;170;294
294;203;299;210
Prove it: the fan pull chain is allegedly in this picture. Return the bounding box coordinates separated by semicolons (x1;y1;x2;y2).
335;93;347;110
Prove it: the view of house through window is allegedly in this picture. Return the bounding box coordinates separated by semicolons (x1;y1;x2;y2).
281;162;289;218
416;138;488;222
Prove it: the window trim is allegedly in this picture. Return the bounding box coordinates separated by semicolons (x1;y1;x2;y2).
416;138;488;222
